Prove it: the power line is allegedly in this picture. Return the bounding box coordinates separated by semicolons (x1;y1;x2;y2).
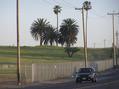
52;0;75;9
42;0;108;18
52;0;62;5
61;1;107;19
62;0;77;8
42;0;54;6
91;9;107;18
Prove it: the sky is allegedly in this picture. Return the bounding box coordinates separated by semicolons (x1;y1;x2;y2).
0;0;119;48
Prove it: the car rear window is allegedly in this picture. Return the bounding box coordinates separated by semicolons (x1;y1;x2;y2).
79;68;92;73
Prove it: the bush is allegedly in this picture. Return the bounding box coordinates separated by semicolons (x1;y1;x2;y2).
65;47;80;57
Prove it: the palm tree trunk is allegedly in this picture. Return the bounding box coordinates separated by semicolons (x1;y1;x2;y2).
40;34;43;46
50;41;53;46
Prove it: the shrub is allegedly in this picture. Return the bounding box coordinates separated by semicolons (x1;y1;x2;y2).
65;47;80;57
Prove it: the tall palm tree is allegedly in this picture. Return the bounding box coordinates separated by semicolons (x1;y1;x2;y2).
53;5;62;46
30;18;49;46
59;18;79;47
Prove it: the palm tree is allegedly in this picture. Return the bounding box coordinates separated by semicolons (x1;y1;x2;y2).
30;18;49;46
53;5;62;46
59;18;79;47
58;34;65;47
43;25;57;46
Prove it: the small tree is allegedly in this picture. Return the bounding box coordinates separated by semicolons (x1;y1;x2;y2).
65;47;80;57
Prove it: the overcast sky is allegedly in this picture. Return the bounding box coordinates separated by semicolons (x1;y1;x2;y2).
0;0;119;48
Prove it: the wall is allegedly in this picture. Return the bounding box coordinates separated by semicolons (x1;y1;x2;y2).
21;59;115;83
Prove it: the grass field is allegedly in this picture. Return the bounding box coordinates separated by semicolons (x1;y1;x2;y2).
0;46;113;63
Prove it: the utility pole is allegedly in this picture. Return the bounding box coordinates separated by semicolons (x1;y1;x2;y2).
107;11;119;67
116;31;119;65
16;0;21;85
116;31;119;48
104;39;106;48
83;1;92;54
75;7;87;68
75;1;91;68
94;43;96;48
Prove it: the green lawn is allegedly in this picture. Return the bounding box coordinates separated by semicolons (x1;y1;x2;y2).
0;46;113;63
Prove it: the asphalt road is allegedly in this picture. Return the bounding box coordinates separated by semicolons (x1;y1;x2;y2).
9;67;119;89
0;67;119;89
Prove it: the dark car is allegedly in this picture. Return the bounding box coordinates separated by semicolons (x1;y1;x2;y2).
75;68;97;83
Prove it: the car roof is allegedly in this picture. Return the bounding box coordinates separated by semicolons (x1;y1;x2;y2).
80;68;93;70
78;68;94;72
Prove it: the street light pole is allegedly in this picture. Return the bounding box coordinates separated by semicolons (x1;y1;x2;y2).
16;0;21;85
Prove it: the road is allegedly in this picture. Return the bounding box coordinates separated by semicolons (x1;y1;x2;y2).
8;67;119;89
16;68;119;89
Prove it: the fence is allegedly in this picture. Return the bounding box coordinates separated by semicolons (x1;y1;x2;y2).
0;59;118;83
21;59;117;83
0;63;16;74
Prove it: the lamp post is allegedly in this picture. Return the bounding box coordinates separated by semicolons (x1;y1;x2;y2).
16;0;21;85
